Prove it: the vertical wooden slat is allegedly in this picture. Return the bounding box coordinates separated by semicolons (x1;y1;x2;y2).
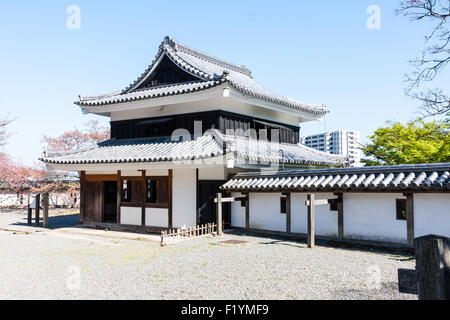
307;194;315;248
168;169;173;229
337;193;344;239
117;170;121;225
80;171;86;223
141;170;146;227
406;193;415;246
100;181;105;223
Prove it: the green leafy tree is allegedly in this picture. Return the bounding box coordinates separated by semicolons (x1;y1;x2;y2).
362;119;450;166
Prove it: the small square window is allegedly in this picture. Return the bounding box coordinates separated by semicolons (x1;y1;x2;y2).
329;199;338;211
396;199;407;220
280;197;287;214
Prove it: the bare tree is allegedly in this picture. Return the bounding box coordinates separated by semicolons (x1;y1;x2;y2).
397;0;450;117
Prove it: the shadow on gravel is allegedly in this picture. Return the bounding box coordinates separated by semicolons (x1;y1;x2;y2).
11;214;79;230
225;229;415;258
331;281;415;300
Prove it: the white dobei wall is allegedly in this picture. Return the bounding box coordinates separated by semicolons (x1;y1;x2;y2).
291;193;337;237
249;193;286;232
172;169;197;228
231;192;337;235
414;194;450;238
343;193;407;243
230;192;246;228
230;190;449;244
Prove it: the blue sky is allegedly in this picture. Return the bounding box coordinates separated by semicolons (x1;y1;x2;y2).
0;1;448;165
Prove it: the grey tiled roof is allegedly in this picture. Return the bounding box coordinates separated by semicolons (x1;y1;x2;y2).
76;37;328;115
221;163;450;192
41;134;223;165
40;130;346;166
77;80;225;107
217;131;345;166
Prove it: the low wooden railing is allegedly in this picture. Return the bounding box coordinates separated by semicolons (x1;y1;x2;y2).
160;223;217;247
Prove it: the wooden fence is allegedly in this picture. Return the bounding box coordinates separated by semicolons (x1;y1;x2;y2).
160;223;217;247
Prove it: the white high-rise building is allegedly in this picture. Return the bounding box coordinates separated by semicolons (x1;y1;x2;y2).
301;131;362;166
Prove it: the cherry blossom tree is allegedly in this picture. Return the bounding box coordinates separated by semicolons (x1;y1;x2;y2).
37;119;109;207
42;120;110;152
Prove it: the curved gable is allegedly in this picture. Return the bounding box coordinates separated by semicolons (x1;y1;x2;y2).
133;55;202;91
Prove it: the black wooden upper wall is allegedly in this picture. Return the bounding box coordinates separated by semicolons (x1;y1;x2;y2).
110;110;300;144
136;55;200;90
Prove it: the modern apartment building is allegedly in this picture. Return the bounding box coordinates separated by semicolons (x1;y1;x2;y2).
301;131;362;166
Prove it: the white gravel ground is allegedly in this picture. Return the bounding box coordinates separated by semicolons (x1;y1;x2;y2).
0;210;416;300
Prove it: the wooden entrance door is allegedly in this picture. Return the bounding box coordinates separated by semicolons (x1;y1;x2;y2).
197;180;230;227
103;181;117;223
84;181;103;222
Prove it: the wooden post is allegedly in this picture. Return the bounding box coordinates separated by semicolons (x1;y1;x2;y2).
195;168;199;226
406;193;414;246
337;193;344;239
216;193;223;236
307;194;315;248
27;195;32;225
117;170;121;225
35;193;40;227
415;235;450;300
43;192;49;228
80;171;86;224
284;193;291;234
168;169;173;230
141;170;146;227
245;194;249;229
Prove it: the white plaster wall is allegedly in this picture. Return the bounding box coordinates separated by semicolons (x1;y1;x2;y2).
291;193;337;237
172;169;197;228
198;167;226;180
145;169;168;176
414;194;450;238
86;170;116;175
121;170;142;177
344;193;407;243
120;207;141;226
249;193;286;232
230;192;246;228
109;90;302;126
145;208;168;228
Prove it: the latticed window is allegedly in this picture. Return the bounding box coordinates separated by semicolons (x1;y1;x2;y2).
122;180;131;202
146;177;169;205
